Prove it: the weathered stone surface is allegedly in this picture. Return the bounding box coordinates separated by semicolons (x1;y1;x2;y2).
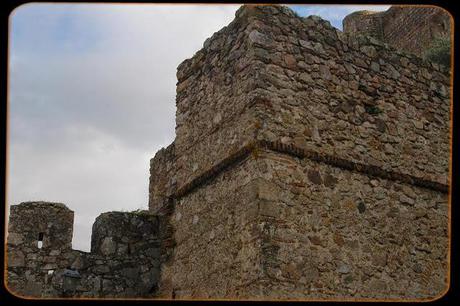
100;237;116;256
8;250;25;267
8;3;451;302
343;6;451;58
7;202;162;298
152;3;449;301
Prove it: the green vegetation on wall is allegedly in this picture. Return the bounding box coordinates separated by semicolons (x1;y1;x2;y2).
424;36;452;68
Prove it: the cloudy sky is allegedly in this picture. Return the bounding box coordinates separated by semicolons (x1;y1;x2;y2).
7;3;390;251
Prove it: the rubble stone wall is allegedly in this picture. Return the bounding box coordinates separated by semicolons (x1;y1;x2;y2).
173;5;273;188
157;155;267;299
6;202;162;298
342;11;384;40
380;6;451;57
249;7;450;187
148;141;176;213
151;4;450;301
249;148;448;300
8;4;452;302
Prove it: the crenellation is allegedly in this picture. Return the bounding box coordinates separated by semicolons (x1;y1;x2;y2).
6;202;162;298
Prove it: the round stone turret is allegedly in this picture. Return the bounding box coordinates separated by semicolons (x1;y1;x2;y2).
343;10;385;40
90;210;160;257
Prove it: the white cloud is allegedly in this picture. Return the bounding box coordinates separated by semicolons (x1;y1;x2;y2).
7;3;391;251
8;3;240;251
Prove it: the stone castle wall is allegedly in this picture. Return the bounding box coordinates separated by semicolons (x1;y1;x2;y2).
6;202;162;298
7;4;451;301
343;6;451;57
150;4;450;300
246;148;448;299
149;142;175;214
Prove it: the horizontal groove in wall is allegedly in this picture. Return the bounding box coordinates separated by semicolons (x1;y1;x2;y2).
173;139;449;200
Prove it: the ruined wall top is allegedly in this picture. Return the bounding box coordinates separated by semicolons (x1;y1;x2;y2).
8;201;74;251
91;210;160;257
7;202;162;298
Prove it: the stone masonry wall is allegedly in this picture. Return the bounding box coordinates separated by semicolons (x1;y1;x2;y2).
380;6;451;57
157;155;266;299
150;4;451;301
7;202;162;298
7;202;74;296
342;11;384;40
343;6;451;57
149;142;176;214
173;5;278;189
250;8;450;186
248;149;448;299
8;4;451;301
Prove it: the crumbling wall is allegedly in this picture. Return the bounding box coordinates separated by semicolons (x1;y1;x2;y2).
6;202;162;298
6;202;74;296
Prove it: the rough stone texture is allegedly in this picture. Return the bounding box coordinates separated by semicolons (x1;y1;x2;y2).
149;142;176;214
8;4;451;301
6;202;161;298
158;155;265;299
250;8;450;187
151;4;450;301
246;149;448;299
8;201;74;251
343;6;451;57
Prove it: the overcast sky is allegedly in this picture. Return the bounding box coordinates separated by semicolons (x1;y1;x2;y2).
7;4;390;251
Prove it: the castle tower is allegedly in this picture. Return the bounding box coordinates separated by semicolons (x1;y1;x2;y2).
150;5;450;300
7;201;74;253
343;6;451;57
343;10;384;41
6;202;74;296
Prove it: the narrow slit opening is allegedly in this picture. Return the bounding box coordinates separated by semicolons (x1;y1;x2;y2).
38;232;44;249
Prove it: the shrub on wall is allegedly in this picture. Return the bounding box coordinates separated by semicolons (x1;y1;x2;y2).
424;36;452;68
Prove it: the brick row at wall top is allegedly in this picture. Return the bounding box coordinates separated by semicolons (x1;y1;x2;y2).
343;6;451;57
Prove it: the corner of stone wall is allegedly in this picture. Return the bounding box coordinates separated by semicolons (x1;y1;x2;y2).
149;141;176;214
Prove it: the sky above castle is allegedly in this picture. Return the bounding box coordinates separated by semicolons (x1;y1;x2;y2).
7;3;390;251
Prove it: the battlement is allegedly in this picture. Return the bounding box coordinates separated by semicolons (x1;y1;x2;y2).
6;202;162;298
8;201;74;251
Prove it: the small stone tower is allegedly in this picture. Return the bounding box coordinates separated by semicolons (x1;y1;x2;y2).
6;202;74;296
6;203;162;298
7;201;74;254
